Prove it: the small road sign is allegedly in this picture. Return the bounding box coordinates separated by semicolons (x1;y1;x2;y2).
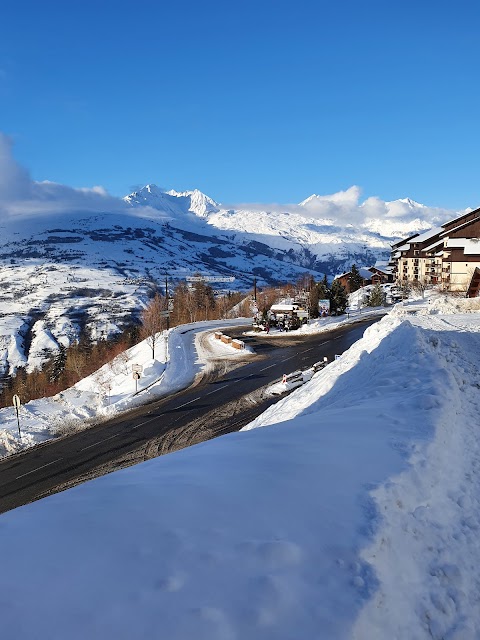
132;370;141;393
159;311;170;318
132;364;143;373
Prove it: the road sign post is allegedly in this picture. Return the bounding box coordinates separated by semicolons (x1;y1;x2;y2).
12;394;21;438
133;371;141;392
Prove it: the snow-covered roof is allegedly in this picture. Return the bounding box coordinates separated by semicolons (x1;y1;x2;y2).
445;237;480;255
409;226;443;244
359;267;374;279
335;269;372;281
421;238;444;253
369;265;391;275
441;208;478;227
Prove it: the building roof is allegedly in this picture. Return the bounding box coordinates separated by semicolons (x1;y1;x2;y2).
422;238;444;253
442;206;480;228
440;213;480;238
368;267;390;276
335;268;372;281
391;233;419;248
409;226;443;244
358;267;373;279
445;237;480;255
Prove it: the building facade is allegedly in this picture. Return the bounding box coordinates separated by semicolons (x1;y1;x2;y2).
389;208;480;295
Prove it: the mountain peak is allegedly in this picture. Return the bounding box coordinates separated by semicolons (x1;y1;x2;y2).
166;188;219;217
298;194;320;206
124;185;219;218
392;197;426;209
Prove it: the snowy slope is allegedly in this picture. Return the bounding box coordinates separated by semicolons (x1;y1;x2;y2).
126;184;458;276
0;207;327;374
0;300;479;638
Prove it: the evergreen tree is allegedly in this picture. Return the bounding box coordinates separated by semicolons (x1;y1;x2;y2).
317;275;329;300
349;264;364;293
49;344;67;382
367;283;386;307
330;280;348;315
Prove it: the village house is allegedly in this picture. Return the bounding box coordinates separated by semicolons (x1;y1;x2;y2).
334;267;373;293
335;265;393;293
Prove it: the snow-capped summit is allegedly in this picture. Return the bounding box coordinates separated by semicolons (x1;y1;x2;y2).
394;197;427;209
123;184;182;217
298;194;320;206
124;185;219;219
166;188;219;217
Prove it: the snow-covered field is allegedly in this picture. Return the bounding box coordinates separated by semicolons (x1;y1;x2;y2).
0;297;479;638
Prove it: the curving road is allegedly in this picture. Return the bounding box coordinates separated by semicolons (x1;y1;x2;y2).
0;317;380;514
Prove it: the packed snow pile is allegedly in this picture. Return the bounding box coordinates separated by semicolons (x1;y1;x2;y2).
0;308;479;638
411;293;480;315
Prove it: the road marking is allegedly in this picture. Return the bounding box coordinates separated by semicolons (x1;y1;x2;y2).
80;434;119;452
319;341;328;345
172;396;201;410
302;347;314;353
15;458;63;480
334;336;342;340
204;385;229;396
259;363;276;371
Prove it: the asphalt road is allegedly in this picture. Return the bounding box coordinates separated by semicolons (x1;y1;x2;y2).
0;317;380;514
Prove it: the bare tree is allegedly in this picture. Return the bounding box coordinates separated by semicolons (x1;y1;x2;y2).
140;293;166;359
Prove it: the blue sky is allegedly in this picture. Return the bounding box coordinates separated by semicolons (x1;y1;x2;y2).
1;0;479;209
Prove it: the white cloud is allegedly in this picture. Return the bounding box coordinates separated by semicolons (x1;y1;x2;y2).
224;185;457;231
0;134;33;202
0;133;130;219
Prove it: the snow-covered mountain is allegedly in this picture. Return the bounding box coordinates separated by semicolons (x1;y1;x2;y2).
125;184;456;276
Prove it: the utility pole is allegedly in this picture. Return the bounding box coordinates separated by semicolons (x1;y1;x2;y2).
253;276;257;302
165;273;170;330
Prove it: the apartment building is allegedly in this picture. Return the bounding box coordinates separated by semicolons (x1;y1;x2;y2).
390;207;480;295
